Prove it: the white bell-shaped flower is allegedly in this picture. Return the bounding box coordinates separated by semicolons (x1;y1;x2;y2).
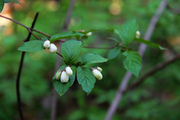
65;66;73;76
61;71;69;83
92;69;103;80
55;70;62;80
135;31;140;38
49;43;57;53
96;66;102;72
43;40;50;49
86;32;92;36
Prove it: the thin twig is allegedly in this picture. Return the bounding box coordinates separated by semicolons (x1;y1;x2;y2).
50;0;76;120
83;46;116;49
105;0;168;120
16;12;39;120
83;43;127;50
31;28;51;38
56;52;63;57
167;4;180;14
0;14;51;38
28;29;40;40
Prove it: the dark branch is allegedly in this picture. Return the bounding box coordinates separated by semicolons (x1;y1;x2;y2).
16;12;39;120
0;14;51;38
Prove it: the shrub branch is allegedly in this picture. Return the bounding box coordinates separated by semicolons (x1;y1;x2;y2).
16;12;39;120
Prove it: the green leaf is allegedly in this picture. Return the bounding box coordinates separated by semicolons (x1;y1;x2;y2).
108;37;119;43
108;47;121;60
123;51;142;77
77;67;96;94
115;20;139;46
53;66;76;96
4;0;9;3
114;29;120;37
61;40;82;64
134;38;166;50
81;53;108;65
50;31;84;42
18;40;44;52
4;0;20;4
0;0;4;13
41;37;48;41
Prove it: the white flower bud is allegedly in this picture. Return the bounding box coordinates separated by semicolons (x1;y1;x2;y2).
65;66;73;76
136;31;140;38
96;67;102;72
92;69;103;80
61;71;69;83
43;40;50;49
49;43;57;53
86;32;92;36
55;70;62;80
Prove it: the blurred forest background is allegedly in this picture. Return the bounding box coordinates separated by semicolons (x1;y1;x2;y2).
0;0;180;120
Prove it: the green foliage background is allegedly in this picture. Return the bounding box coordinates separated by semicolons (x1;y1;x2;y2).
0;0;180;120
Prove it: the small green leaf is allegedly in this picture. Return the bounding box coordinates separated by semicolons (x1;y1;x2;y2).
50;31;84;42
14;0;20;3
4;0;20;4
0;0;4;13
61;40;82;64
114;29;120;37
77;67;96;94
18;40;44;52
134;38;166;50
116;20;139;46
123;51;142;77
41;37;48;41
108;37;119;43
81;53;108;65
108;47;121;60
53;66;76;96
4;0;9;3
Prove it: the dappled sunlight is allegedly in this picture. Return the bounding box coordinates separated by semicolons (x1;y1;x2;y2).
0;4;12;26
109;0;123;15
46;1;59;11
167;36;180;46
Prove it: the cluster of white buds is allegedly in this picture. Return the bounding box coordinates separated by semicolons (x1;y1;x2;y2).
86;32;92;36
92;66;103;80
135;31;140;38
55;66;73;83
43;40;57;53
